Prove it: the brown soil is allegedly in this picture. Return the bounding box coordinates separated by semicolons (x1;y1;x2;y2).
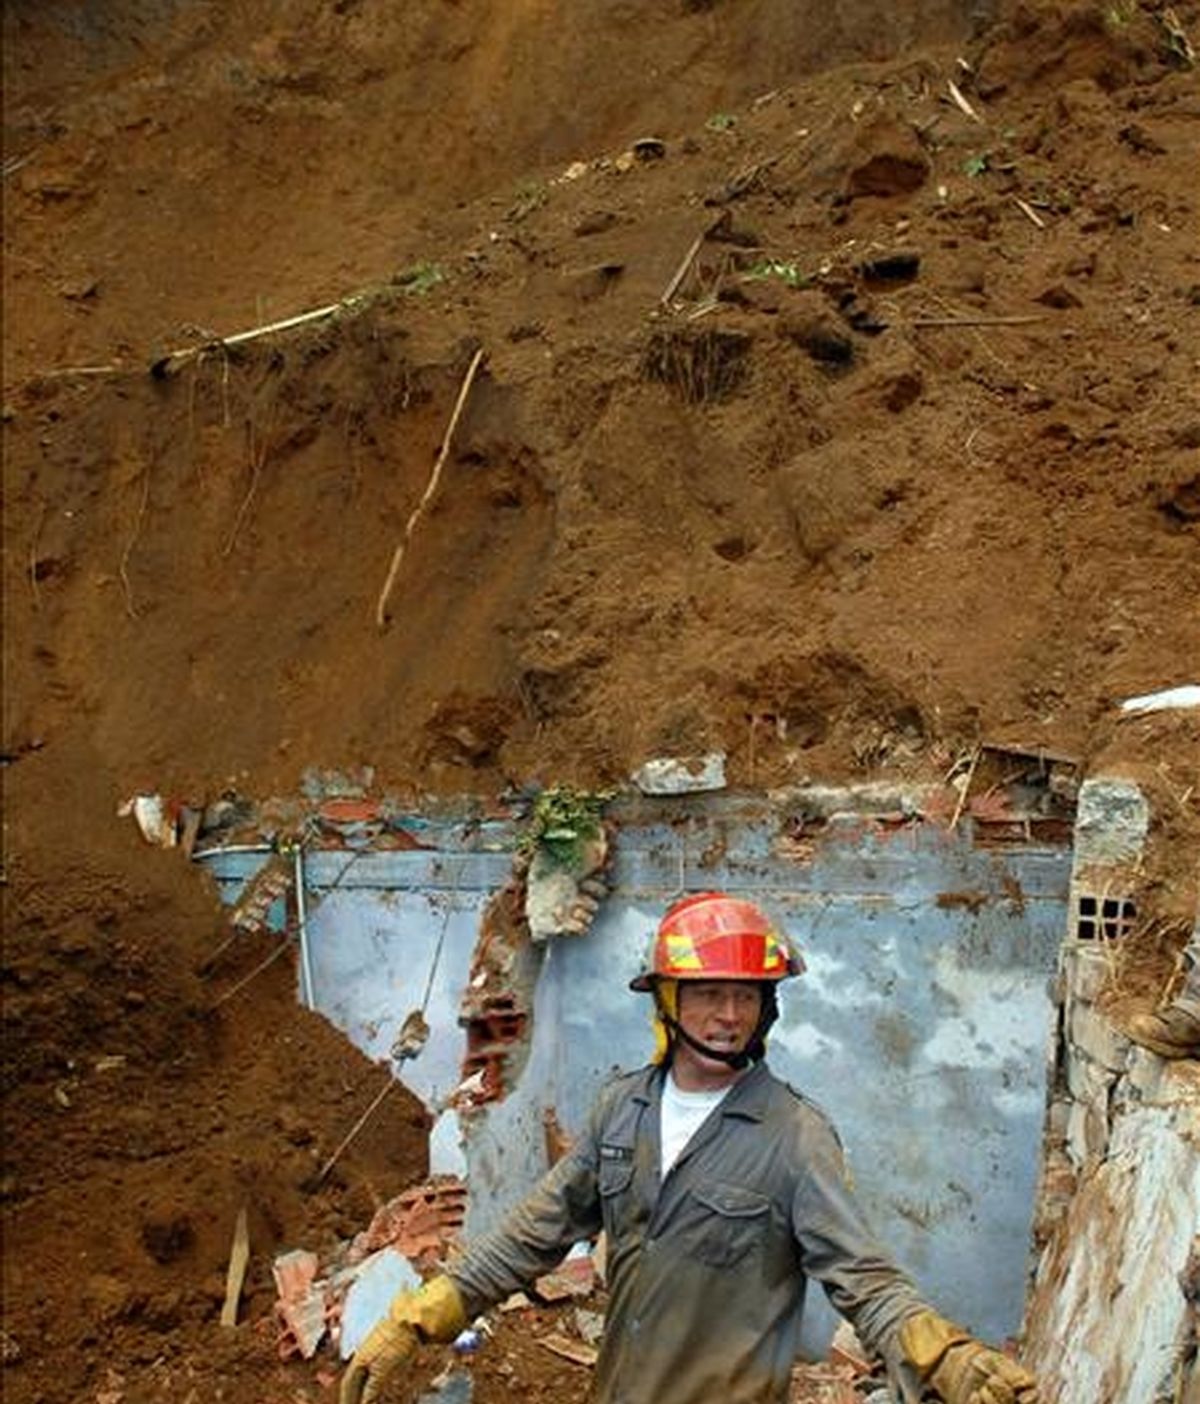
3;0;1200;1401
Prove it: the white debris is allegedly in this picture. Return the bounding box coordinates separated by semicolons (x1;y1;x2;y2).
272;1248;327;1359
117;794;177;847
1119;684;1200;715
339;1247;421;1360
632;753;727;795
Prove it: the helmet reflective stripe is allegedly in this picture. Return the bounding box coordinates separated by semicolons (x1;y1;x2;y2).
763;932;788;972
663;932;703;970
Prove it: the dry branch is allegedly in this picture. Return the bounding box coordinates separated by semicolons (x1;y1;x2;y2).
1013;198;1046;229
949;746;982;831
27;499;46;609
910;314;1044;328
119;462;152;619
151;298;355;378
40;364;126;378
947;79;983;124
374;347;486;629
2;151;36;180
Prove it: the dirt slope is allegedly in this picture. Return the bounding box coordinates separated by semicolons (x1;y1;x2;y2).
5;0;1199;800
3;1;1200;1401
4;0;982;375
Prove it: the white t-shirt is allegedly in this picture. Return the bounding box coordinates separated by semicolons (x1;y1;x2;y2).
660;1070;732;1177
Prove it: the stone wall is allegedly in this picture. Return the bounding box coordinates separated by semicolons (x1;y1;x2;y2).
1025;776;1200;1404
1026;985;1199;1402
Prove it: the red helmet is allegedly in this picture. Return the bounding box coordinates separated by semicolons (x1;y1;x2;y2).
630;891;803;990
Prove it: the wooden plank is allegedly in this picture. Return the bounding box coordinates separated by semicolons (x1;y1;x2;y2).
220;1206;250;1328
540;1332;598;1368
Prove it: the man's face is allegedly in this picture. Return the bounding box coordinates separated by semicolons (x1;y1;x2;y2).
673;979;763;1087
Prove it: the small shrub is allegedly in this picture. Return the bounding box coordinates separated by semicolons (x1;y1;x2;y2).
744;259;808;289
396;262;445;296
518;786;612;870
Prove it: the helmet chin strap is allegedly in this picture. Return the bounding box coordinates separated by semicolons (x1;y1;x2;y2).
663;1015;755;1069
657;984;779;1070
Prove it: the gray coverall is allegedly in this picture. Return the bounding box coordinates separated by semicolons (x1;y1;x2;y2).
450;1061;929;1404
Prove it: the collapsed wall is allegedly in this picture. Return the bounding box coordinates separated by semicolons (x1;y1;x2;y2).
43;739;1198;1401
194;759;1078;1352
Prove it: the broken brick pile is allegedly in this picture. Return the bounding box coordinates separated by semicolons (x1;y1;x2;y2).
273;1176;467;1359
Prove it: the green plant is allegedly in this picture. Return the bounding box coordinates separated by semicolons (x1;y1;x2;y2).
508;179;548;221
962;152;991;177
396;261;445;296
518;785;612;870
744;259;808;288
706;112;737;133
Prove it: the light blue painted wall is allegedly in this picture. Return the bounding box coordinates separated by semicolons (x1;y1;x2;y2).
199;802;1070;1346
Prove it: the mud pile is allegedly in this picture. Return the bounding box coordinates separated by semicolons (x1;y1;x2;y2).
3;0;1199;1400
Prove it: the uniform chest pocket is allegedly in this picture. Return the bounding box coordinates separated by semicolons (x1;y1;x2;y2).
598;1145;635;1197
689;1182;771;1268
598;1146;636;1239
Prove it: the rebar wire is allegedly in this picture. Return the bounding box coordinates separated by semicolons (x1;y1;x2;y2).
314;1078;395;1186
203;838;369;1006
315;862;465;1187
319;846;366;897
210;937;293;1008
199;924;247;977
419;885;458;1017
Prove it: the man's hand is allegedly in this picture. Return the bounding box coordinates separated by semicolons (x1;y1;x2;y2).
900;1309;1039;1404
930;1340;1039;1404
340;1276;467;1404
339;1315;417;1404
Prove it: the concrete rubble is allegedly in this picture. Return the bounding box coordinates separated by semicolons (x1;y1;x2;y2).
271;1177;467;1359
631;753;728;795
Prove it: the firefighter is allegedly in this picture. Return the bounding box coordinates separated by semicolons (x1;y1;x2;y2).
341;892;1039;1404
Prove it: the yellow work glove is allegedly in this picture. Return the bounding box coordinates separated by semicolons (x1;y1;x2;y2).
340;1275;467;1404
900;1310;1040;1404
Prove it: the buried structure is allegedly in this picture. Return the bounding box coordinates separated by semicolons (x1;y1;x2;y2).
169;749;1198;1404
